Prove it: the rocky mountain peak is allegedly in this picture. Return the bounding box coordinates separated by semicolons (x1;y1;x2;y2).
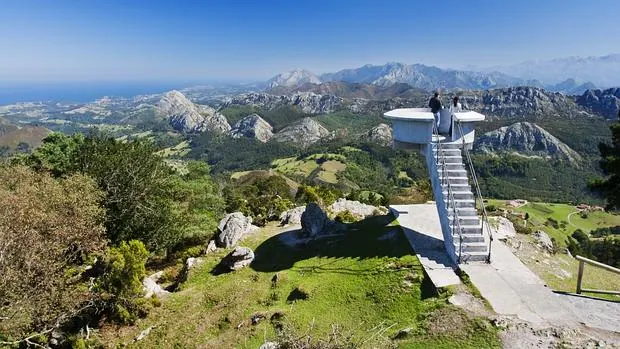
474;122;582;163
222;92;343;114
228;113;273;143
157;90;230;133
267;69;322;88
273;117;331;147
576;88;620;120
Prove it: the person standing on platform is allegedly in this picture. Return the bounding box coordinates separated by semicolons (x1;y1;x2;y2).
429;91;442;131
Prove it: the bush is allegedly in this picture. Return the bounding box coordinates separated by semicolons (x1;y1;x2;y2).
96;240;150;324
334;210;358;223
0;165;106;340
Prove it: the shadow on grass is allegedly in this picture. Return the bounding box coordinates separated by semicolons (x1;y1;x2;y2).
251;212;417;274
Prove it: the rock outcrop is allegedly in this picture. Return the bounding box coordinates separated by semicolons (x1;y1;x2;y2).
228;113;273;142
143;271;169;298
366;123;393;146
300;203;337;237
222;92;343;114
576;88;620;120
221;247;255;271
534;231;554;253
474;122;582;163
273;117;330;147
490;217;516;241
215;212;257;248
279;206;306;225
157;90;230;133
328;198;387;219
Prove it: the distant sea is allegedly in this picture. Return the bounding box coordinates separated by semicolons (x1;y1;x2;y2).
0;81;194;105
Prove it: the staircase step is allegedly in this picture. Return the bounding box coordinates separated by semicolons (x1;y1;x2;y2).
432;148;461;155
448;207;478;216
452;233;485;243
439;155;463;164
449;216;481;226
455;241;488;253
431;142;462;150
453;224;483;234
458;251;490;263
443;191;474;200
447;199;476;208
439;163;465;171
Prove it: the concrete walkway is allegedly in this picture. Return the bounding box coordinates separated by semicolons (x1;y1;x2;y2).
391;204;461;287
392;204;620;332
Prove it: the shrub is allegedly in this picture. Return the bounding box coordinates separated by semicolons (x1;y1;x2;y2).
334;210;358;223
96;240;150;324
0;165;106;340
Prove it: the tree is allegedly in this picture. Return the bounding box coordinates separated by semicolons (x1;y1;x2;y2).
591;121;620;209
23;132;84;176
0;165;106;342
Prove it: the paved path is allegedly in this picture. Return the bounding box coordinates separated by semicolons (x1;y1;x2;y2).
392;204;620;332
391;204;461;288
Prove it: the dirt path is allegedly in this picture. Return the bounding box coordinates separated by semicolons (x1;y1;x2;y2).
567;211;579;228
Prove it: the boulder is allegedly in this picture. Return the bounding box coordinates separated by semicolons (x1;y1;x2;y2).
205;239;217;254
216;212;257;248
491;217;517;241
366;123;393;146
328;198;387;219
534;231;554;253
259;342;279;349
143;271;169;298
222;247;255;271
178;257;204;284
300;203;332;237
279;206;306;225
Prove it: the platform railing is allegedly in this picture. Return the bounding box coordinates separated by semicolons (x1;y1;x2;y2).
456;121;492;263
432;121;464;263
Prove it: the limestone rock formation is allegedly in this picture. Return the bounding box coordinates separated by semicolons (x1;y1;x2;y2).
366;123;393;146
328;198;387;219
228;113;273;142
156;90;230;133
534;231;554;253
143;271;169;298
279;206;306;225
576;88;620;119
221;247;255;271
300;203;334;237
474;122;582;163
222;92;343;114
215;212;257;248
273;117;330;147
490;217;517;241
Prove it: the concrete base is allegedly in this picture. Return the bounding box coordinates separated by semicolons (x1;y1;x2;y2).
391;204;461;288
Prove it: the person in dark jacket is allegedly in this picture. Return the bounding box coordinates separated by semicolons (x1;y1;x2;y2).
429;92;442;129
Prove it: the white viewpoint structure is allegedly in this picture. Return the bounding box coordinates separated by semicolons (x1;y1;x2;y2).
384;107;491;264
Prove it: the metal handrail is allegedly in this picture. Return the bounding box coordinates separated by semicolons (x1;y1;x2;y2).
432;121;464;263
456;121;493;263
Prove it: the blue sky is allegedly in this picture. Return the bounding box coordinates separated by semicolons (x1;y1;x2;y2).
1;0;619;82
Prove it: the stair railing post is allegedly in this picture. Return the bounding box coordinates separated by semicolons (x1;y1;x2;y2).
576;259;585;294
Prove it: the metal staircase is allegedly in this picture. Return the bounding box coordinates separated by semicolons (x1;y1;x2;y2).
426;122;492;264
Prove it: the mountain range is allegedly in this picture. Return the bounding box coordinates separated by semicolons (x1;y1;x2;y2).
265;54;620;94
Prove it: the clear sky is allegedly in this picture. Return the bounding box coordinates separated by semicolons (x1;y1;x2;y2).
1;0;619;82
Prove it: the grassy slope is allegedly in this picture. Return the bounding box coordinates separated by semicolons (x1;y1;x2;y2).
488;200;620;247
102;217;499;348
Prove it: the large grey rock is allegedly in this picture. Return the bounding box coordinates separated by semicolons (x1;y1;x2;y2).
157;90;230;134
279;206;306;225
222;247;255;271
328;198;387;219
366;123;392;146
229;113;273;143
216;212;257;248
491;217;517;241
273;117;331;147
474;122;582;164
300;203;333;237
534;231;554;253
143;271;169;298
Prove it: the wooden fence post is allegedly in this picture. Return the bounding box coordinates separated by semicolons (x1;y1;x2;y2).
576;259;584;294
